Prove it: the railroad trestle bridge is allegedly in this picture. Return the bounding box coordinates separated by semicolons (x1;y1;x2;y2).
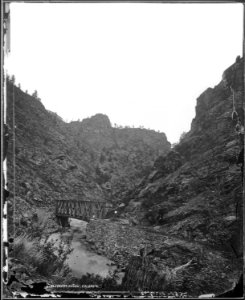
55;199;112;226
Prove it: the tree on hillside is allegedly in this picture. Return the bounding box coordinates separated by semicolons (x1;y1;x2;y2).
32;90;41;101
179;131;187;142
32;90;38;98
10;75;15;84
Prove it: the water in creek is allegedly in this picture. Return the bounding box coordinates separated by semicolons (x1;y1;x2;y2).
47;218;120;280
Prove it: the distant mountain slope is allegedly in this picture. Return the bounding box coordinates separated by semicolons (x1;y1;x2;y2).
68;116;170;202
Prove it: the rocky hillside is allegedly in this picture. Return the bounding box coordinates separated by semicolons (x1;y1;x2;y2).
86;56;244;295
68;115;170;202
121;56;244;247
5;56;243;297
6;82;170;236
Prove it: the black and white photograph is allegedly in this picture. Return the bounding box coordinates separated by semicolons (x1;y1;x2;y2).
2;0;244;298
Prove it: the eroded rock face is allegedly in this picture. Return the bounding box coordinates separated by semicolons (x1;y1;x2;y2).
123;57;244;247
153;150;184;177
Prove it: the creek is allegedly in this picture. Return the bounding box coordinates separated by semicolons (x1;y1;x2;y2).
47;218;124;282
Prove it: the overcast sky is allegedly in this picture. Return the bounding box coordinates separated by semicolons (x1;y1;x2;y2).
5;3;243;144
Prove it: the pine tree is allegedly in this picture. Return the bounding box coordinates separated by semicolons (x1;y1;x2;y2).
32;90;38;98
10;75;15;84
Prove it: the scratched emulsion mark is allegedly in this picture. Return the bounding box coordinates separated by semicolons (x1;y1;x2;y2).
2;1;11;291
1;4;38;298
1;4;31;298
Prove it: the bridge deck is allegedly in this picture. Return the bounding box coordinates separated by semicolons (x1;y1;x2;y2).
55;200;112;221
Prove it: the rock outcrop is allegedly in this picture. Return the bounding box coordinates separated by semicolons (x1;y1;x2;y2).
86;219;241;295
122;57;244;248
68;115;170;203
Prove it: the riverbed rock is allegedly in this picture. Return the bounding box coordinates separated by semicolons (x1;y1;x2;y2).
86;219;241;295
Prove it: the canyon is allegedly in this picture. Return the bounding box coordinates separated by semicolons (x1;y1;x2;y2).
4;56;244;297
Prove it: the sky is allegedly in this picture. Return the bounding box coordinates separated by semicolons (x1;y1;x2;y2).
5;3;244;144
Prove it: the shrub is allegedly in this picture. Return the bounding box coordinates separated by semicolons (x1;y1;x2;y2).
12;236;72;277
